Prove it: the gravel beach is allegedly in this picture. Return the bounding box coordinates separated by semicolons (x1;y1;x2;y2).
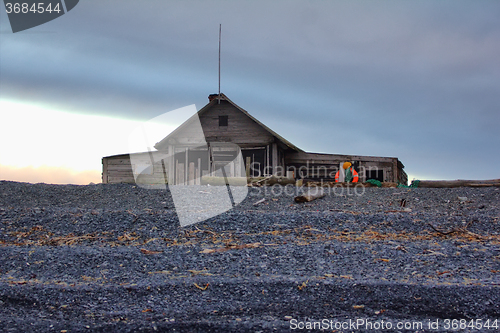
0;180;499;332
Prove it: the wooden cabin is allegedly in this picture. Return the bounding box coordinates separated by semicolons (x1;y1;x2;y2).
102;93;407;185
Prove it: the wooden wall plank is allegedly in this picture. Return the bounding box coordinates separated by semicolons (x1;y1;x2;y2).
106;159;132;165
107;176;136;183
106;165;133;171
102;158;108;184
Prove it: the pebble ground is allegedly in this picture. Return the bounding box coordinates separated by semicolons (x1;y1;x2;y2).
0;181;499;332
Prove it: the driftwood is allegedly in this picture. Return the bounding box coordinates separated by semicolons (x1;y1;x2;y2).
367;182;398;188
248;176;272;186
200;176;248;186
304;181;398;188
427;220;484;239
417;179;500;188
253;198;266;206
249;176;296;187
294;187;325;203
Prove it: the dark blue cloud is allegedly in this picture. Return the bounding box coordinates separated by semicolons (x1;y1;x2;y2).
1;0;499;180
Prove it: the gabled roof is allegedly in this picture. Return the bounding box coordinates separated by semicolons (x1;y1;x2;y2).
154;93;303;152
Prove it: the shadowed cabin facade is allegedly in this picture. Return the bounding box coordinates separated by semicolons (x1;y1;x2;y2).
102;94;407;185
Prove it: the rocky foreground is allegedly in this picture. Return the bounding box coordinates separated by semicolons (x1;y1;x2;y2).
0;181;499;332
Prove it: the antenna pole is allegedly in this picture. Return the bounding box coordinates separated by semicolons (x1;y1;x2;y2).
218;24;221;104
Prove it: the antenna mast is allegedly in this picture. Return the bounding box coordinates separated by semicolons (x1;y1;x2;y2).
218;24;221;104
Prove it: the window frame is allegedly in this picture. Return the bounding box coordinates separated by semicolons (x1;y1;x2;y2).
219;115;228;127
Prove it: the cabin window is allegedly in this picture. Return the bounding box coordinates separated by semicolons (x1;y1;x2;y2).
219;115;228;127
365;169;384;182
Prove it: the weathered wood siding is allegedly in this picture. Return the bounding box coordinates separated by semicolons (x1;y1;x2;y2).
168;100;275;147
102;152;168;184
286;151;407;184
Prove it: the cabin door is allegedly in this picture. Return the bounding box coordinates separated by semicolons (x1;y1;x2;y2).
209;143;243;178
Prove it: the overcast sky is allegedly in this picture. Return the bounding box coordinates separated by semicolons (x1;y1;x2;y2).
1;0;499;184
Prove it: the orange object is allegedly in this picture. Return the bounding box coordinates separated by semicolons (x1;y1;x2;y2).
335;167;358;182
351;168;359;182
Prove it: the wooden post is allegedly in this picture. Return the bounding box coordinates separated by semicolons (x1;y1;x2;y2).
185;148;189;184
246;156;251;179
235;151;240;177
177;163;184;185
392;158;398;183
266;145;270;176
168;145;174;185
197;158;201;185
272;143;278;176
189;162;195;185
282;155;285;176
175;159;179;185
208;145;212;175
